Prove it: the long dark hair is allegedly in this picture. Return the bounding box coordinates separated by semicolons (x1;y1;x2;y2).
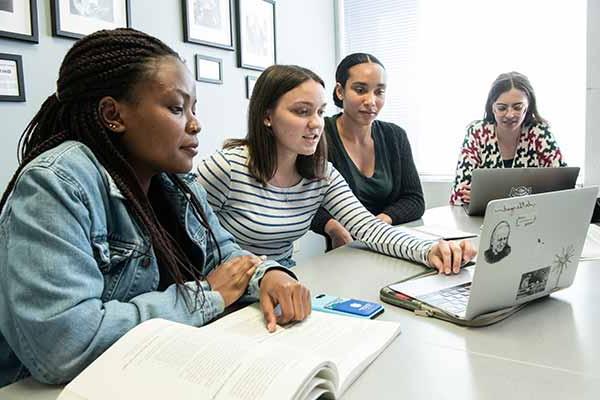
225;64;328;184
0;28;219;305
483;71;545;126
333;52;385;108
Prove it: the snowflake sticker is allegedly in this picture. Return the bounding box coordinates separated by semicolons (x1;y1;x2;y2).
550;245;576;289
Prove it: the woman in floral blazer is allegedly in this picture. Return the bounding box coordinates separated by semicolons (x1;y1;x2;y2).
450;72;565;205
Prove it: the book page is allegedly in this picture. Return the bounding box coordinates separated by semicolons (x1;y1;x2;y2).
581;224;600;260
213;345;333;400
296;376;336;400
58;317;330;400
59;305;399;400
209;306;400;396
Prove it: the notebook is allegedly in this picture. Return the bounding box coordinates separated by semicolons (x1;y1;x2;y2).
391;186;598;320
464;167;580;216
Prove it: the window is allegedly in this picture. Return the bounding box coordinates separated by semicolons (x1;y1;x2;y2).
340;0;586;179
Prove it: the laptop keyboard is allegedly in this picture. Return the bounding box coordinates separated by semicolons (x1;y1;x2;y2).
419;282;472;315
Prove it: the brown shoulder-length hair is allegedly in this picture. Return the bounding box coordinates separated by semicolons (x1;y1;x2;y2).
224;64;328;184
483;71;546;127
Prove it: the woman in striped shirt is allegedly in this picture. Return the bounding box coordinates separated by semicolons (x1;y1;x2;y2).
198;65;476;274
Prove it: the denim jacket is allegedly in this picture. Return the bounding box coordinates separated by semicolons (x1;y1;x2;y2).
0;141;290;387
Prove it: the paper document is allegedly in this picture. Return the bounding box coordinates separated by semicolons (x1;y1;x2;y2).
409;224;478;240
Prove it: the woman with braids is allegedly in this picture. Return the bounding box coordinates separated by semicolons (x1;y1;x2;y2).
0;28;310;387
197;64;476;272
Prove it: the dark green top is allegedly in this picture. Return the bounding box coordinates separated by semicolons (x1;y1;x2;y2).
311;114;425;236
325;117;393;211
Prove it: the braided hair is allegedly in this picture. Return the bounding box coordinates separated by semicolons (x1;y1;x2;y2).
0;28;221;306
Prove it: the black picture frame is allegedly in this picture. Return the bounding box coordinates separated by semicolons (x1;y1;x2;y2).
183;0;234;50
0;0;39;43
0;53;26;102
195;54;223;84
236;0;276;71
50;0;131;40
245;75;257;99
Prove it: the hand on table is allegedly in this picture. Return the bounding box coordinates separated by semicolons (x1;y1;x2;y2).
376;213;392;224
325;219;353;249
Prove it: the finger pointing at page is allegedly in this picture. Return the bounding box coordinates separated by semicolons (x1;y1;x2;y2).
259;269;311;332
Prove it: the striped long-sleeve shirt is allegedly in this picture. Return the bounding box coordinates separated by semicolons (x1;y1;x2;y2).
197;146;434;265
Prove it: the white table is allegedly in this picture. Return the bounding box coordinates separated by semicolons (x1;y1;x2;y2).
296;206;600;399
2;206;600;399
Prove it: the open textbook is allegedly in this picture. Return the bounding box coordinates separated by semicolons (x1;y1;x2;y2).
57;305;400;400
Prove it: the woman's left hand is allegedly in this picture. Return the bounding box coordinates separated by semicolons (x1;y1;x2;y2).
259;269;311;332
427;239;477;275
376;213;392;224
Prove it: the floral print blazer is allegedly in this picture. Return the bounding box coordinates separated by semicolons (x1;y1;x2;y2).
450;119;565;205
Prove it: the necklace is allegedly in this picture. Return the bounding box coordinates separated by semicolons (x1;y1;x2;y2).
269;175;292;188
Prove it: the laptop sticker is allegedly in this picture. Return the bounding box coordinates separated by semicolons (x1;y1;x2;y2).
516;214;536;227
491;199;536;216
549;245;576;290
484;220;511;264
509;185;532;197
516;266;550;300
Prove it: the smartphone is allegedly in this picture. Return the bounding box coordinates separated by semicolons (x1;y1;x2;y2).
312;294;384;319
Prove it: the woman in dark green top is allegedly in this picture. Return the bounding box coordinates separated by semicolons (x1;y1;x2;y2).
311;53;425;249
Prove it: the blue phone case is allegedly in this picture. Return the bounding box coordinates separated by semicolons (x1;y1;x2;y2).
312;294;384;319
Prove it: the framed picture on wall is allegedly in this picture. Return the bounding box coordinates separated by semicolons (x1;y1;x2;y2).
195;54;223;84
183;0;234;50
236;0;276;71
0;53;26;102
50;0;131;40
0;0;39;43
245;75;257;99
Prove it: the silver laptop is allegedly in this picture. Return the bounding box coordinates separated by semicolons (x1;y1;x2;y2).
392;186;598;320
465;167;580;216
